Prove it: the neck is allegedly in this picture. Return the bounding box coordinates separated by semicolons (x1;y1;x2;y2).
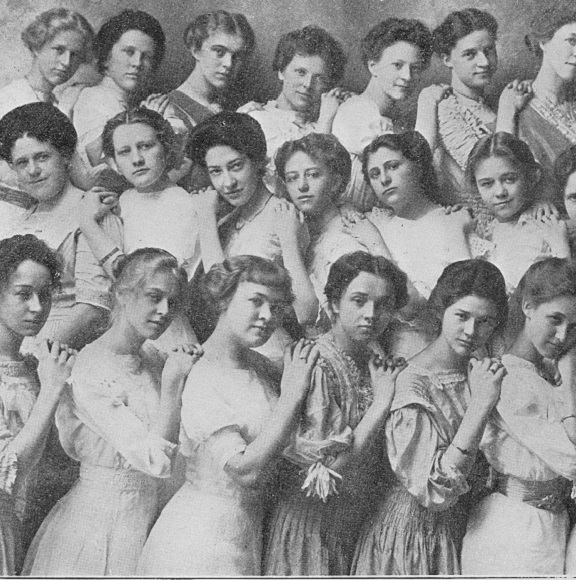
534;64;568;104
307;203;340;235
329;323;370;366
275;93;311;124
239;182;270;219
362;78;396;117
0;329;24;361
395;193;437;220
97;322;146;356
137;173;172;194
184;68;218;104
418;334;469;372
451;74;485;101
35;188;67;212
26;62;54;96
104;74;130;99
203;324;251;369
508;328;542;366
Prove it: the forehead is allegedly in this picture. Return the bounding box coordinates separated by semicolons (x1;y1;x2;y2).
6;260;52;288
234;281;286;301
113;29;156;53
447;294;499;317
12;135;59;159
475;155;518;177
138;269;180;294
453;29;496;51
285;150;324;171
285;53;328;74
367;146;406;167
551;22;576;39
112;122;157;146
377;41;423;64
535;295;576;321
202;30;245;52
564;171;576;194
205;145;245;166
344;271;395;299
45;29;86;49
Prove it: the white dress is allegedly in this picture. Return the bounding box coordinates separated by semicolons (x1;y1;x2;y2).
22;341;176;576
369;206;473;300
332;95;394;211
137;353;279;576
461;354;576;575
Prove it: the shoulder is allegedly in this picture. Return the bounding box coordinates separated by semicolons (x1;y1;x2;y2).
337;95;379;117
391;367;437;412
426;206;472;228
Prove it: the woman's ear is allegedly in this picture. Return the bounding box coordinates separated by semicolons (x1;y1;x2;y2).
521;299;533;320
441;53;453;69
367;59;378;77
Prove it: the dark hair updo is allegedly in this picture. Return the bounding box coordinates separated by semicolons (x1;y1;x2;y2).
525;6;576;58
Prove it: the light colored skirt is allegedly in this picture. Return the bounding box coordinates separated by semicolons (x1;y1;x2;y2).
462;491;568;575
0;492;22;575
22;463;159;576
138;479;264;576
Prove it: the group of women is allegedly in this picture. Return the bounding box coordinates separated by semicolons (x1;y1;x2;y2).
0;2;576;577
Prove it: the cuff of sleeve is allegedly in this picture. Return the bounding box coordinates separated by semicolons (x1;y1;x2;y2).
0;452;18;496
435;456;470;497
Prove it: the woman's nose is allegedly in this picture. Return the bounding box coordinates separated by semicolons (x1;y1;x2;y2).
399;64;412;81
463;318;476;336
59;51;71;68
476;51;489;67
28;293;42;313
298;175;309;191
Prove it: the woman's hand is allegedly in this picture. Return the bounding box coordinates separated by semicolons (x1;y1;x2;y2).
317;87;353;130
342;213;384;251
237;101;264;114
273;198;304;249
518;200;560;223
162;344;204;395
442;203;473;217
194;187;220;218
79;187;119;225
535;215;570;257
370;354;406;410
141;93;170;116
37;340;77;400
280;339;320;406
468;357;506;412
417;84;452;110
498;79;533;117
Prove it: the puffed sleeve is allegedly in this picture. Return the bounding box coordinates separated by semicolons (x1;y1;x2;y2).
74;213;123;310
58;361;175;478
491;367;576;480
386;405;469;511
180;369;248;471
283;361;353;499
441;210;474;264
332;97;394;157
0;397;17;496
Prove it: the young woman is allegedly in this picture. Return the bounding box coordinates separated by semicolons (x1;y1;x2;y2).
352;259;509;575
343;131;473;302
0;102;122;352
467;132;570;293
333;18;449;211
432;8;531;228
275;133;365;330
0;8;94;219
248;26;349;194
461;258;576;575
263;251;408;575
78;107;199;353
0;234;74;575
23;248;202;576
189;112;317;360
554;144;576;252
519;6;576;198
137;255;318;576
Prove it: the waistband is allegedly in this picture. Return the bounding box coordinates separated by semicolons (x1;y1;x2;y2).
79;463;157;491
491;470;570;513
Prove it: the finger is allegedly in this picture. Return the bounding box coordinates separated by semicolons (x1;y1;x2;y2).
58;348;70;365
299;341;314;360
50;340;61;357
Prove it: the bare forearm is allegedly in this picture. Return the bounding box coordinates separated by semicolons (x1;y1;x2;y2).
80;219;119;278
281;245;318;324
51;304;109;350
198;217;225;271
154;380;186;444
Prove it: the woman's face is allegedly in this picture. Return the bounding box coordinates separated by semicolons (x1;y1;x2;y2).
34;29;86;88
523;295;576;359
192;29;246;91
366;146;422;215
368;41;425;102
205;145;261;207
540;22;576;84
332;271;397;345
220;281;288;348
440;295;499;358
284;150;337;217
111;122;167;192
278;53;330;113
443;29;497;91
563;170;576;221
105;29;156;93
0;260;52;340
474;155;530;223
119;270;180;341
10;136;69;202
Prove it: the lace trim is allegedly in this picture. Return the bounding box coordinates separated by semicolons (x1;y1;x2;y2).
405;362;466;391
300;460;342;502
530;98;576;144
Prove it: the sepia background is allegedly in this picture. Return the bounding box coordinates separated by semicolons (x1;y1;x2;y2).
0;0;561;110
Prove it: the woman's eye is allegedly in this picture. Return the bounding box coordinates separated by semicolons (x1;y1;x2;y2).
504;176;518;184
386;162;400;171
17;290;32;299
296;68;306;76
123;48;135;57
213;48;226;58
307;171;320;179
368;169;380;180
392;62;402;70
117;148;130;157
249;297;264;307
285;174;298;184
208;168;222;176
230;161;244;172
456;312;467;320
477;180;493;188
464;51;475;59
568;38;576;47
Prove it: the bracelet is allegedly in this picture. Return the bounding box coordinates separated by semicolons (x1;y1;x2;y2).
453;444;471;456
99;247;120;266
561;415;576;423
